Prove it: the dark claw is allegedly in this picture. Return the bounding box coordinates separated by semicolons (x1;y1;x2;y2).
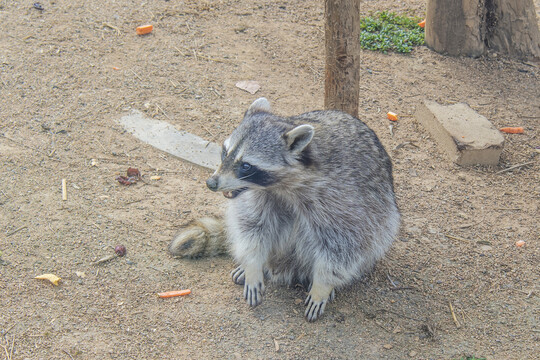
243;283;263;307
231;266;245;285
304;296;328;322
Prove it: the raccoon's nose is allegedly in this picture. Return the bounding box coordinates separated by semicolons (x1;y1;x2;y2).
206;176;219;191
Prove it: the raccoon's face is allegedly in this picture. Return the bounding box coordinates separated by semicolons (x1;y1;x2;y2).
206;98;314;199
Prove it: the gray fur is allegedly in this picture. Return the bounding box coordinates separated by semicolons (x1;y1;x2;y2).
170;98;400;321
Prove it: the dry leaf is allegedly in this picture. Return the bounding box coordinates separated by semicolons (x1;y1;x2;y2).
127;167;141;178
235;80;261;94
35;273;61;286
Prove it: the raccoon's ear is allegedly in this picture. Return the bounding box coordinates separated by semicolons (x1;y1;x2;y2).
245;98;271;116
284;124;314;154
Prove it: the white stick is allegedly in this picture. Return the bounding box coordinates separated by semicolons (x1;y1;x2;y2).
62;179;67;201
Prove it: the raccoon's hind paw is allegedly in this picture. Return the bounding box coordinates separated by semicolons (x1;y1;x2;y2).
304;286;335;322
231;266;245;285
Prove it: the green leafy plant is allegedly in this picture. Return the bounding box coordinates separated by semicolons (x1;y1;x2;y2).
359;11;425;53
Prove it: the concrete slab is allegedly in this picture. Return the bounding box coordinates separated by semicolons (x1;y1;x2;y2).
117;110;221;171
415;100;504;166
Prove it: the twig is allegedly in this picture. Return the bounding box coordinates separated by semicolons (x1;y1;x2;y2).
62;179;67;201
10;334;14;360
196;53;235;64
444;234;471;243
3;324;16;335
386;272;397;288
102;22;121;35
155;103;173;121
495;207;521;211
1;342;8;360
1;334;14;360
125;199;143;205
200;124;215;138
448;301;461;328
173;45;235;64
393;141;418;151
495;161;535;174
129;69;144;82
95;139;108;153
389;287;415;291
373;321;392;333
63;349;75;360
7;226;27;237
94;254;117;265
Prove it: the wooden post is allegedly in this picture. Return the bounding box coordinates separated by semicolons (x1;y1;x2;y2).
425;0;540;59
324;0;360;118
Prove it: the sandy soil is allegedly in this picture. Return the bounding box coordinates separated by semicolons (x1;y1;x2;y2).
0;1;538;359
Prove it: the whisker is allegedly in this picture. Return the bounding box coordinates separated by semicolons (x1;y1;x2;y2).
239;172;257;181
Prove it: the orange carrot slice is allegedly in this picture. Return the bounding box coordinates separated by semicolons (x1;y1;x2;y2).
136;24;153;35
158;289;191;298
387;112;398;121
500;127;524;134
418;19;426;28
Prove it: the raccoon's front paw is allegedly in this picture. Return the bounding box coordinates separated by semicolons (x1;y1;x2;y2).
243;280;265;307
231;266;245;285
304;286;335;322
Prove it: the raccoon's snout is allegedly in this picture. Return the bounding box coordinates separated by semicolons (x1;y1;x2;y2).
206;176;219;191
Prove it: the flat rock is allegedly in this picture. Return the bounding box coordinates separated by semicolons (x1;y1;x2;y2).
415;100;504;166
117;110;221;171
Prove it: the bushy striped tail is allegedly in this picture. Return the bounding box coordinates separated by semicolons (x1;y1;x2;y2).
168;217;228;258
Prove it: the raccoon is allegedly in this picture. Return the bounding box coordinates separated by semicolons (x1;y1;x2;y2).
169;98;400;321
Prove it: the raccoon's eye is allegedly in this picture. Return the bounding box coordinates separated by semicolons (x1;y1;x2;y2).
240;162;252;171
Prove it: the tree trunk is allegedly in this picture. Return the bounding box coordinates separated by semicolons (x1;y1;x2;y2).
324;0;360;118
425;0;540;59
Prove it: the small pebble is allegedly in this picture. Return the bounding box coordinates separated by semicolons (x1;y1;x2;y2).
383;344;393;350
409;350;417;357
480;245;493;251
115;245;127;257
516;240;526;247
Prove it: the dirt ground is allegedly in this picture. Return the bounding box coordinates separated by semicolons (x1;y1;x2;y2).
1;1;539;359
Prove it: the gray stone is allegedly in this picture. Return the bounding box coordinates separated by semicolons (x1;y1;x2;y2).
117;110;221;171
415;100;504;166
